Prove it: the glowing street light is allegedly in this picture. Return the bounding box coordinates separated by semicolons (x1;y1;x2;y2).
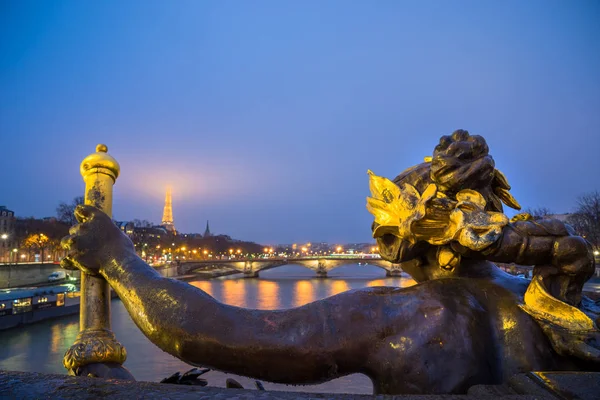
336;246;343;253
0;233;7;240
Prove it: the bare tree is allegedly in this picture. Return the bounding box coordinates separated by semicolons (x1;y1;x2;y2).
567;191;600;248
56;196;84;226
132;219;153;228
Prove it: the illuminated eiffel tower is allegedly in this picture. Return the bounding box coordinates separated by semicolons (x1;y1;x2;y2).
161;187;176;234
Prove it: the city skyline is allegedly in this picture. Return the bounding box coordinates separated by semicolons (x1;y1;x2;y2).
1;1;599;244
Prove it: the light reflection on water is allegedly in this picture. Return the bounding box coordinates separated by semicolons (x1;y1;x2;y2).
257;280;279;310
330;280;349;297
0;264;415;394
292;280;315;308
222;279;247;307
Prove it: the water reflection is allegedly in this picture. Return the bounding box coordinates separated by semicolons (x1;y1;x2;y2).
257;280;279;309
222;280;246;307
50;324;61;353
192;280;214;297
63;320;79;344
330;280;350;297
367;276;416;288
294;280;315;307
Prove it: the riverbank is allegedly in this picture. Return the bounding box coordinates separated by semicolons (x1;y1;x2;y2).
0;263;81;289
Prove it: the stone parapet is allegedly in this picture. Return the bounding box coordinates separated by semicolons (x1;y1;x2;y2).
0;370;565;400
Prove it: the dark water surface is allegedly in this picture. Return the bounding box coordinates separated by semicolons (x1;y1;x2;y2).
0;264;416;394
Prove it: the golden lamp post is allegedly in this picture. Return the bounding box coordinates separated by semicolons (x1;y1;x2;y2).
63;144;134;380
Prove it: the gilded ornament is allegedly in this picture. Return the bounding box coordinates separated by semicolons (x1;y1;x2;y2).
366;171;509;251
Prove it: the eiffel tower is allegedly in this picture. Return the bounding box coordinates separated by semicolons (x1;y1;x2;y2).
161;187;176;234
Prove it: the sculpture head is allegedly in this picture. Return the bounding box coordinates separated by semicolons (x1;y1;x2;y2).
369;129;521;281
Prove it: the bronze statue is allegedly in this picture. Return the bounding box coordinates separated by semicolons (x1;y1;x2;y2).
61;130;600;394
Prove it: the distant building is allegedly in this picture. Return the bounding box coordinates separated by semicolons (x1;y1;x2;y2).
0;206;16;262
115;221;135;236
132;226;169;249
203;220;212;237
133;226;168;240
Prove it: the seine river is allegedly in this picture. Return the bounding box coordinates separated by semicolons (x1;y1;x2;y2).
0;264;415;394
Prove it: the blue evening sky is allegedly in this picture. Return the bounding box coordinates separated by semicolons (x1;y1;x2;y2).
1;1;599;245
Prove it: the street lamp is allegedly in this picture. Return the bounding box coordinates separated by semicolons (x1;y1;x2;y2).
1;234;7;264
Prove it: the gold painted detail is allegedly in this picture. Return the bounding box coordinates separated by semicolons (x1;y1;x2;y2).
80;144;120;182
520;275;596;331
492;169;521;210
437;246;461;270
366;170;508;251
63;329;128;371
510;213;534;223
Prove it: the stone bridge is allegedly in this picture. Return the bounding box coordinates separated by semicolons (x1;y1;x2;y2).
178;257;403;278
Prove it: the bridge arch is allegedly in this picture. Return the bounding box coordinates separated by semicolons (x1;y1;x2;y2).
179;257;404;278
258;263;319;277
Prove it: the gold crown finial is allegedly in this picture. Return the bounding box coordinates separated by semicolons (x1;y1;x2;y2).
80;144;120;182
96;144;108;153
